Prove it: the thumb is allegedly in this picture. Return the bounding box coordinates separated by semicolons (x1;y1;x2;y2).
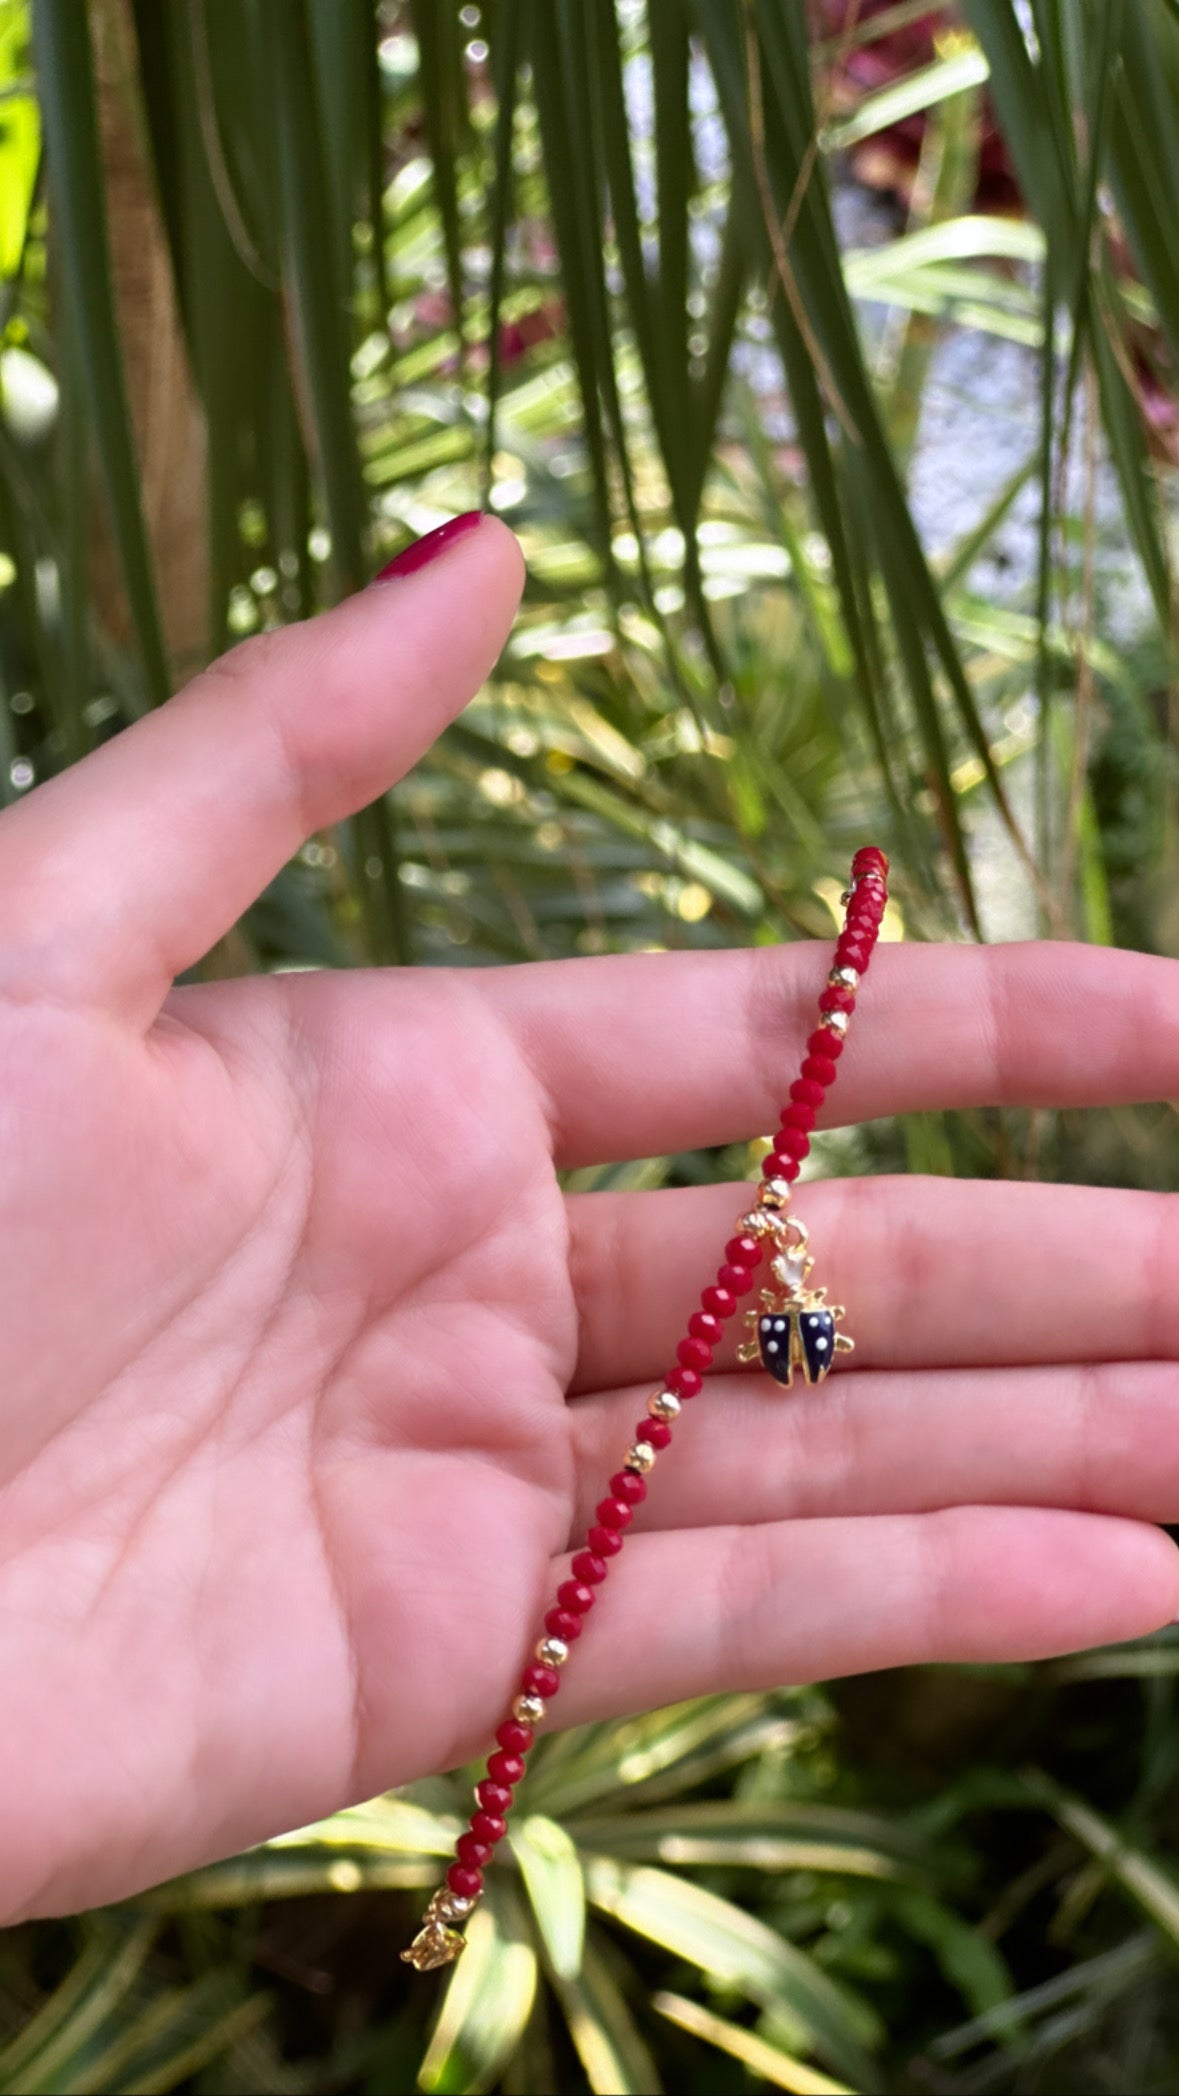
0;513;524;1026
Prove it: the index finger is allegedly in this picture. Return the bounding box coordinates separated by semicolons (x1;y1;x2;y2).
482;939;1178;1164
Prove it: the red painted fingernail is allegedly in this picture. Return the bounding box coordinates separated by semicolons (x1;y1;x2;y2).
370;510;484;583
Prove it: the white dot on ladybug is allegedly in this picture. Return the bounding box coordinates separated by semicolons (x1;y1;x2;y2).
773;1319;786;1332
815;1336;828;1350
760;1318;771;1330
807;1315;819;1326
766;1340;779;1353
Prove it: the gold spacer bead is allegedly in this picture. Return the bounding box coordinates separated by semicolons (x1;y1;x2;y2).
434;1887;477;1922
758;1177;793;1211
536;1635;569;1668
828;964;859;990
649;1389;681;1422
625;1440;657;1474
820;1009;849;1039
512;1692;545;1726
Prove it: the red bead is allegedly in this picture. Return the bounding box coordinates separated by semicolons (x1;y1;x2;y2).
636;1415;672;1449
819;987;856;1014
587;1523;624;1557
497;1719;535;1753
837;950;870;976
852;846;888;873
611;1469;647;1505
666;1363;703;1397
725;1234;763;1268
678;1335;713;1372
471;1810;508;1845
763;1152;799;1181
557;1579;596;1614
595;1496;633;1532
701;1284;736;1319
781;1101;816;1131
457;1833;493;1869
718;1261;755;1295
808;1027;843;1060
802;1054;837;1085
488;1750;525;1786
688;1310;722;1346
571;1550;608;1584
844;919;877;943
774;1126;809;1161
544;1608;582;1644
476;1780;513;1814
792;1077;827;1109
522;1662;560;1699
448;1863;484;1899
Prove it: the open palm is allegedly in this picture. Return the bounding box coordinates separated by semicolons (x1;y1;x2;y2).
1;514;1176;1924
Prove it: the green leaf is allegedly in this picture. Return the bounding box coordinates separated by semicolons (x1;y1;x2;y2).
824;43;991;151
655;1991;854;2095
511;1813;587;1981
418;1893;538;2096
552;1935;662;2095
584;1857;883;2089
31;0;170;705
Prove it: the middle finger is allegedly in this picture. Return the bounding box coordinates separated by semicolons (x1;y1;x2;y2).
567;1176;1175;1392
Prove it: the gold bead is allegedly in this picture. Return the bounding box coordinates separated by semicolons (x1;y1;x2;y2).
649;1389;681;1421
536;1635;569;1667
758;1176;793;1211
513;1692;545;1725
435;1888;476;1922
820;1009;849;1039
828;964;859;990
625;1440;656;1474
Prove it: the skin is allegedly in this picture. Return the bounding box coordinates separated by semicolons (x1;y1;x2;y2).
0;513;1176;1922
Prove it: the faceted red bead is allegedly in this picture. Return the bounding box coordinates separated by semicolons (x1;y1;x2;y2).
852;846;888;873
448;1863;484;1899
497;1719;535;1753
666;1364;703;1397
718;1261;755;1296
457;1833;493;1869
677;1335;713;1372
688;1310;722;1346
774;1126;809;1161
636;1415;672;1449
818;987;855;1014
595;1496;633;1532
471;1811;508;1845
837;949;870;976
544;1608;582;1644
701;1284;736;1319
844;919;877;944
488;1750;525;1786
587;1522;624;1557
557;1579;596;1614
793;1077;828;1109
611;1469;647;1505
763;1152;799;1181
781;1101;816;1131
802;1054;837;1085
725;1234;763;1268
522;1663;560;1699
571;1550;609;1584
808;1027;843;1060
475;1781;513;1815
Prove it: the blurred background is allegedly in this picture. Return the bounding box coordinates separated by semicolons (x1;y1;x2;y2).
2;0;1179;2088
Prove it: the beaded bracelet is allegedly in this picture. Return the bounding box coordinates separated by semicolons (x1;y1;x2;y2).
403;846;890;1970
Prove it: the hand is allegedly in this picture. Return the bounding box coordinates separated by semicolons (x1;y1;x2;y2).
0;513;1176;1922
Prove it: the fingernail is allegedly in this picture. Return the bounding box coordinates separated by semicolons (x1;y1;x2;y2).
370;510;484;584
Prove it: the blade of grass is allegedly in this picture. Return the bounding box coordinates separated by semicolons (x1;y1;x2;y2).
31;0;170;705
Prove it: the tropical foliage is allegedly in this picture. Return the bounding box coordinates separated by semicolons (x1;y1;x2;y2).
1;0;1179;2089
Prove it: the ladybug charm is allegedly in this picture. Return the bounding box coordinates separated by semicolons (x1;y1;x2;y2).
736;1220;853;1390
